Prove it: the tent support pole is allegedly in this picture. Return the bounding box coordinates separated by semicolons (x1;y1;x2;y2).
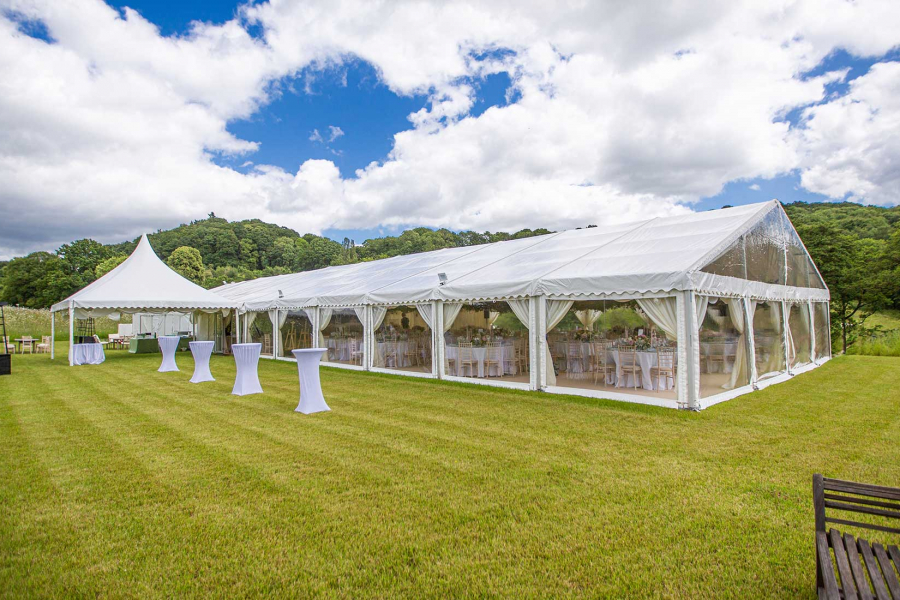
782;302;791;375
809;301;817;363
50;310;55;360
435;301;444;378
536;295;548;390
68;303;74;366
528;296;539;391
273;309;279;359
430;300;439;377
745;298;758;387
680;291;699;410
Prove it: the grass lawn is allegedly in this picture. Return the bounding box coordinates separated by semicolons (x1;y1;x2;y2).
1;348;898;598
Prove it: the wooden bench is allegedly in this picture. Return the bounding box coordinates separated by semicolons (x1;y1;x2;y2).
814;474;900;600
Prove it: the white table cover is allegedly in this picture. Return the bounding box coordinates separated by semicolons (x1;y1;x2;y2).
231;343;263;396
158;336;181;372
292;349;330;414
445;344;516;377
555;342;676;391
72;343;105;365
189;341;215;383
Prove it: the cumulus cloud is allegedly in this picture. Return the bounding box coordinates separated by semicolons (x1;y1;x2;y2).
1;0;900;259
749;184;761;191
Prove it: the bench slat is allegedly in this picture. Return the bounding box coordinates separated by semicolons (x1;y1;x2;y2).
824;479;900;502
826;518;900;536
859;538;892;600
819;531;842;600
873;544;900;600
825;500;900;521
847;533;875;600
831;529;859;600
825;494;900;513
889;547;900;578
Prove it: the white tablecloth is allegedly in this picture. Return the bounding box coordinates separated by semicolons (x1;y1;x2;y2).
554;342;675;391
293;349;330;414
189;341;215;383
232;343;263;396
326;337;362;362
72;343;105;365
158;336;181;372
445;344;516;377
609;350;675;391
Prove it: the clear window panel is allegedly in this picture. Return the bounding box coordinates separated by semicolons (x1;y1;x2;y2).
444;302;526;381
278;310;313;358
701;236;746;279
375;305;432;373
700;298;750;397
787;303;812;368
784;213;826;289
753;301;785;380
744;210;787;285
247;312;274;356
814;302;831;360
546;299;678;400
322;308;364;365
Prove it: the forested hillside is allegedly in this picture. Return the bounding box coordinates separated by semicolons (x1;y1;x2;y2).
2;202;898;352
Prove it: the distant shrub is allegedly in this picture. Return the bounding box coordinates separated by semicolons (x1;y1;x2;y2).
846;331;900;357
1;307;129;341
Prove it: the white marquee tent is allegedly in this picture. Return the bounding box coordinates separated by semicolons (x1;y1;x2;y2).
210;201;830;410
51;234;238;365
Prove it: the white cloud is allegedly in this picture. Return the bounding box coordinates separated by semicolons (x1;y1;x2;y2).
1;0;900;259
327;125;344;142
749;184;761;191
792;61;900;205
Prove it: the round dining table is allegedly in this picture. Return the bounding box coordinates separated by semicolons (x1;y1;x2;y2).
157;336;181;372
231;343;263;396
292;348;330;414
188;340;215;383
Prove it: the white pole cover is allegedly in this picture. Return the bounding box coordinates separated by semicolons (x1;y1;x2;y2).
51;311;55;360
68;303;74;366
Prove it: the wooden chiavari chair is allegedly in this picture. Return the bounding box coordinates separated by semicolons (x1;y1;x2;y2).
617;345;642;390
650;348;676;392
458;342;476;377
485;341;502;377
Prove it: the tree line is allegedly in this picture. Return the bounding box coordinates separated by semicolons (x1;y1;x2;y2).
2;203;898;353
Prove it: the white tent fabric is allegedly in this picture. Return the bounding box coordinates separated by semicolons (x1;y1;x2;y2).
51;234;236;313
215;202;827;310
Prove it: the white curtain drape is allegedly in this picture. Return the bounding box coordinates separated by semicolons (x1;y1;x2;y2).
317;308;333;348
268;309;288;356
694;296;709;331
244;311;258;341
507;299;530;329
724;298;747;390
574;309;602;330
442;303;463;333
544;300;573;386
415;304;434;330
769;302;785;374
636;298;678;340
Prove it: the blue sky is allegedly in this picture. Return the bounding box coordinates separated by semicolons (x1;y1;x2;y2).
106;0;865;241
2;0;898;258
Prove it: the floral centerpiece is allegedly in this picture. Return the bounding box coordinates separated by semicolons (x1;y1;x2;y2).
633;333;651;351
470;333;489;347
574;330;591;342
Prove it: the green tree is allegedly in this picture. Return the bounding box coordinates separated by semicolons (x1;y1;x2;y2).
166;246;205;284
799;223;892;353
95;255;127;278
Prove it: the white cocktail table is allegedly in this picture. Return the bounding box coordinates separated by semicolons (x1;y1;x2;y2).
292;348;329;414
72;343;105;365
158;336;181;372
189;341;215;383
232;343;263;396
